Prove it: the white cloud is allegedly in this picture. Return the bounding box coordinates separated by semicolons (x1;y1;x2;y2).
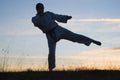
70;18;120;23
80;47;120;55
67;18;120;33
59;47;120;60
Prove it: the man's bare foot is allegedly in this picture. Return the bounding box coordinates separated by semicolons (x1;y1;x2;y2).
92;40;101;46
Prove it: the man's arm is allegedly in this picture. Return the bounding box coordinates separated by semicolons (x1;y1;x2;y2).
67;16;72;20
51;12;72;23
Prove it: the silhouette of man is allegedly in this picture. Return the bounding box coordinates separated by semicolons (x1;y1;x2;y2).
32;3;101;71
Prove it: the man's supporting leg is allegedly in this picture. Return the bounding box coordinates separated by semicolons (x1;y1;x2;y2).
46;34;56;71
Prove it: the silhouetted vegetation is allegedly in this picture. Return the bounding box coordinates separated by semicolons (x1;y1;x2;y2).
1;70;120;80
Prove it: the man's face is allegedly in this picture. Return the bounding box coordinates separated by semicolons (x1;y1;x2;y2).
37;5;44;14
39;8;44;13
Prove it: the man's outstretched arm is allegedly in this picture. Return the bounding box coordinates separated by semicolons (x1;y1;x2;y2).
51;12;72;23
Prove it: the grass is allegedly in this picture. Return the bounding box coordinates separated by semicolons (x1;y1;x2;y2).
1;70;120;80
0;48;9;72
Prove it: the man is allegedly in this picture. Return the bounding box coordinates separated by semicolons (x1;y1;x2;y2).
32;3;101;71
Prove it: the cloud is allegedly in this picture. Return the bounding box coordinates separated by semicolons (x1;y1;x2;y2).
80;47;120;55
111;47;120;50
70;18;120;23
67;18;120;33
60;47;120;60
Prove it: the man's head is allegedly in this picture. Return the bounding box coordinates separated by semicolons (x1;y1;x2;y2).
36;3;44;15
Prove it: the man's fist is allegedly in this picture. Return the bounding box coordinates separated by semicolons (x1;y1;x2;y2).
67;16;72;20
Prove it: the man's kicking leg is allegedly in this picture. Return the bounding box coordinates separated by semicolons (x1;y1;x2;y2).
60;28;101;46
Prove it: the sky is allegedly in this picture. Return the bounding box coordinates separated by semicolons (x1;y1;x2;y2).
0;0;120;71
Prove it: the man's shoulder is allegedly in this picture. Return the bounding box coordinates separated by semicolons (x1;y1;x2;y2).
31;15;40;24
45;11;54;15
32;16;35;19
32;14;38;18
32;15;39;20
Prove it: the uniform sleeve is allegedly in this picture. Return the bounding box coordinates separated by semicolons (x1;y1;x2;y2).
31;17;37;27
50;12;69;23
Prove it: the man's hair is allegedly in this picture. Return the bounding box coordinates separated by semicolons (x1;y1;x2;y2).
36;3;44;11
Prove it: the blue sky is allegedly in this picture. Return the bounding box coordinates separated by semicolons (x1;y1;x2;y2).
0;0;120;70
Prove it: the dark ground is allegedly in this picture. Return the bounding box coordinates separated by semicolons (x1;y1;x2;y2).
0;70;120;80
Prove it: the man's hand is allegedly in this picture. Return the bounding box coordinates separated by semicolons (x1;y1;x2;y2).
67;16;72;20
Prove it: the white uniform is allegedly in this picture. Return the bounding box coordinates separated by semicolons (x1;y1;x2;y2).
32;11;93;70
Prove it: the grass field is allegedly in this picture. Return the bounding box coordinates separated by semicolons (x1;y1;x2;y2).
1;70;120;80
